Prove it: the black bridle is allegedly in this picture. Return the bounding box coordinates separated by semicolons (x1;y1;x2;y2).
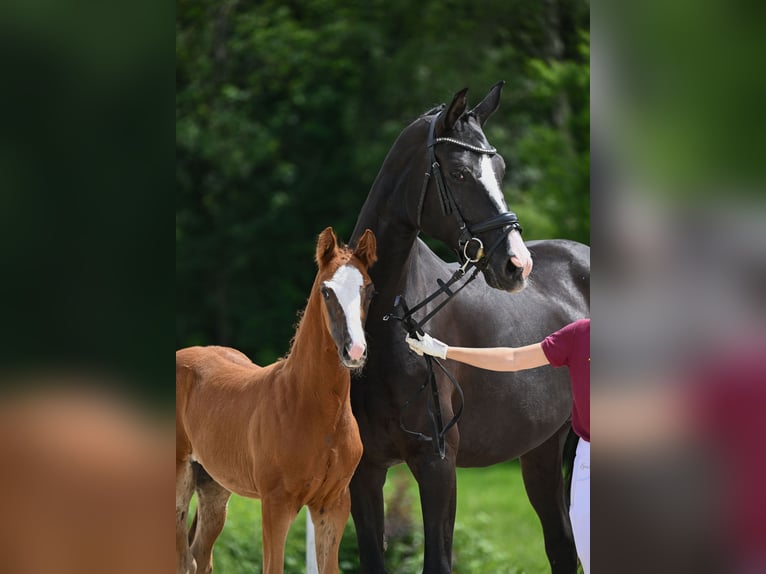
386;109;525;459
416;106;523;269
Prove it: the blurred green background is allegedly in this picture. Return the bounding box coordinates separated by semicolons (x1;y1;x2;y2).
176;0;590;362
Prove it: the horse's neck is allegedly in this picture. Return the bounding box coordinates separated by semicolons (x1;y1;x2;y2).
352;179;420;294
284;286;349;397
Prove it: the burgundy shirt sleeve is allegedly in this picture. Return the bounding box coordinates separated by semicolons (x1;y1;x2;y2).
541;322;575;367
541;319;590;442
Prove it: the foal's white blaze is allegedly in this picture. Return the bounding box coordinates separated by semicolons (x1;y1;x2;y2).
479;155;533;278
326;264;366;361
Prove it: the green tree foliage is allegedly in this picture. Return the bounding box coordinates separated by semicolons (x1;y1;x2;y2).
177;0;589;361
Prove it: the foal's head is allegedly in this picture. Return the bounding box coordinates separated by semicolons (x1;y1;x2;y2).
314;227;377;369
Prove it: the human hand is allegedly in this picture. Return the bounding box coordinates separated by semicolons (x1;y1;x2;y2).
405;332;448;360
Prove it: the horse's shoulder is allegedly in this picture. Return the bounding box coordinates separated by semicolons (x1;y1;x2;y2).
526;239;590;279
526;238;589;258
523;239;590;310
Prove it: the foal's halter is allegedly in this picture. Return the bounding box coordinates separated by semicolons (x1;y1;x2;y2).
387;109;526;459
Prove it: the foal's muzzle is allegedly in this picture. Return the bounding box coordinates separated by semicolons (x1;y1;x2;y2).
341;343;367;368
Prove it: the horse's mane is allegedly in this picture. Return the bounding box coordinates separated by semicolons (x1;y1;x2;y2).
420;104;444;118
418;103;474;124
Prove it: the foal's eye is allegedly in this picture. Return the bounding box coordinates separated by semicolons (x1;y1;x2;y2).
451;170;466;181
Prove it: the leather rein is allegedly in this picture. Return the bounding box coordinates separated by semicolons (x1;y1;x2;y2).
385;109;524;459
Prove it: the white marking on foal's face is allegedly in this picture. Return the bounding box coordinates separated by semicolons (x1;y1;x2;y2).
325;264;366;352
478;155;507;212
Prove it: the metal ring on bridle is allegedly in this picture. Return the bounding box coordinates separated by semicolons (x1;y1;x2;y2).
463;237;484;263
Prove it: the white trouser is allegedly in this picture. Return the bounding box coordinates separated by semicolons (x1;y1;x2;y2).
570;438;590;574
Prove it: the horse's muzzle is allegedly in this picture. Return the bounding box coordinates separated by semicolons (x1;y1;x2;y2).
481;253;527;293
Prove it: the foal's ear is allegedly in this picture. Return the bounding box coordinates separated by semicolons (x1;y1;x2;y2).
315;227;338;268
470;81;504;126
354;228;377;269
441;87;468;132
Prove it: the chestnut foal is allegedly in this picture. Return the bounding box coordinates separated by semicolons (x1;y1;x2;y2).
176;227;376;574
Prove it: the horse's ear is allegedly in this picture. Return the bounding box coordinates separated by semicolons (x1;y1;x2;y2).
470;81;504;126
354;228;377;269
315;227;338;268
441;87;468;132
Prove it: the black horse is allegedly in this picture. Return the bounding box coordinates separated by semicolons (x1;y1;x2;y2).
348;82;589;574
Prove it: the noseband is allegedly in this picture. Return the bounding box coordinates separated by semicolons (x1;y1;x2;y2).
417;107;523;269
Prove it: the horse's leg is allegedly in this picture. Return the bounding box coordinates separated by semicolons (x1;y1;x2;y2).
176;458;196;574
309;489;351;574
407;449;457;574
349;456;388;574
519;424;578;574
189;463;231;574
260;495;296;574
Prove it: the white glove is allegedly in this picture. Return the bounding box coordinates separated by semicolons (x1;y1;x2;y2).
405;333;449;360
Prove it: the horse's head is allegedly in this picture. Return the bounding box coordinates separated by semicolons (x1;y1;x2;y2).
315;227;377;369
409;82;532;293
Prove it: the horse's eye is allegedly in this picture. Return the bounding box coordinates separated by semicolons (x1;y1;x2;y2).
321;287;331;300
451;170;466;181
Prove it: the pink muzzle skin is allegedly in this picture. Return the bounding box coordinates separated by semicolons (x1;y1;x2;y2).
347;341;366;362
509;229;533;279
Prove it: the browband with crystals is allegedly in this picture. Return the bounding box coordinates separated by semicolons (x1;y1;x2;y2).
432;136;496;155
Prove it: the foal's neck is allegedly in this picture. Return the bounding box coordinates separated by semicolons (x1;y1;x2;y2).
285;279;349;395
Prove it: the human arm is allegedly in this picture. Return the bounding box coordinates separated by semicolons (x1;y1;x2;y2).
406;333;550;372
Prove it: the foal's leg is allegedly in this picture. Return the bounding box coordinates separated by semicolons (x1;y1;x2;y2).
176;459;196;574
349;456;389;574
519;424;578;574
190;463;231;574
260;495;297;574
310;489;352;574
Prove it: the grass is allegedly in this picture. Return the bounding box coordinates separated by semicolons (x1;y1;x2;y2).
188;460;552;573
